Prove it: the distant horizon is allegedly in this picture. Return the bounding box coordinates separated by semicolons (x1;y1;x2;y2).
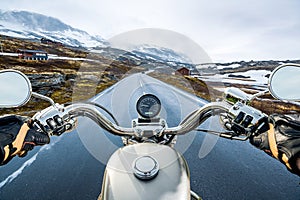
0;32;299;64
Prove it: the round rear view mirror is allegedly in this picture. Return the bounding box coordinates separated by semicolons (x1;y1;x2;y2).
0;70;32;108
269;64;300;101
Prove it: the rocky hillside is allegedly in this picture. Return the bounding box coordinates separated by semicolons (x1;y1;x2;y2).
0;34;88;57
0;35;144;116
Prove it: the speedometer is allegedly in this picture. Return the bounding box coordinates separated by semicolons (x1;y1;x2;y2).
136;94;161;119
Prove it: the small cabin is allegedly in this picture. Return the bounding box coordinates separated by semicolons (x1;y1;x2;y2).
17;49;48;60
176;67;190;76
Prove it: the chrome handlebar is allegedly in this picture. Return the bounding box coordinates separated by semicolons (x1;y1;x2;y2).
67;102;231;136
65;103;135;136
33;100;268;139
32;102;231;137
164;102;231;135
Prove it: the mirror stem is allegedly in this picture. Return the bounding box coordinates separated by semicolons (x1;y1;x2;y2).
32;92;58;109
249;89;269;102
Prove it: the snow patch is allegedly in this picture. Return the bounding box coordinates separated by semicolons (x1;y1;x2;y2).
198;69;271;87
133;44;192;64
217;63;240;70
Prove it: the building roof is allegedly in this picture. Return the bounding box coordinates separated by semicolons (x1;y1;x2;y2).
17;49;47;54
176;67;190;71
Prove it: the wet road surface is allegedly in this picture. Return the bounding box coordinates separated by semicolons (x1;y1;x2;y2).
0;74;299;199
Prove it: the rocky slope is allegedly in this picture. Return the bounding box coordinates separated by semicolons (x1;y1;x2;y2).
0;35;145;115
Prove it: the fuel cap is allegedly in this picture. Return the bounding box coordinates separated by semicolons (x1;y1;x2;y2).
133;156;159;180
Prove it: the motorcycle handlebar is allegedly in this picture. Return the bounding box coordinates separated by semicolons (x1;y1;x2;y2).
164;102;231;135
61;102;231;137
64;103;135;136
35;100;270;139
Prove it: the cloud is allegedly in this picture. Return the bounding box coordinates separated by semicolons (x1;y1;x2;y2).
1;0;300;62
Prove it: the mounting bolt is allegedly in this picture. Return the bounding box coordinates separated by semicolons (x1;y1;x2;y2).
135;129;142;137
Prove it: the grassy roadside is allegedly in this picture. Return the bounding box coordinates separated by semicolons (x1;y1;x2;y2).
0;35;137;116
1;56;299;117
149;71;300;115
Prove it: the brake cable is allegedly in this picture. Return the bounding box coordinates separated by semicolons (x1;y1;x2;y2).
195;128;249;141
195;128;235;135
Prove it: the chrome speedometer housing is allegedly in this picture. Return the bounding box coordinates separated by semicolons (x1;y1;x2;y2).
136;94;161;119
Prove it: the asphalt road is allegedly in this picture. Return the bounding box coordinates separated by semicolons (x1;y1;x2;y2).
0;73;299;200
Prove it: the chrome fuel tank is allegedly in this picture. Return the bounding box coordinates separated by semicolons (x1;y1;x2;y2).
99;143;190;200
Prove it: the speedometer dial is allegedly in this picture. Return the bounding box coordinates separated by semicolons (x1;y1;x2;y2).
136;94;161;119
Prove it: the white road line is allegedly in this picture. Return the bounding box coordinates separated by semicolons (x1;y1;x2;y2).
0;137;62;189
0;153;38;189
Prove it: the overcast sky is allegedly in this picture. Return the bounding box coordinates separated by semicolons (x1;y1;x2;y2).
1;0;300;62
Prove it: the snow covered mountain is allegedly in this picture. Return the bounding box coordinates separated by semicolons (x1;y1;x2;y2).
0;10;108;47
92;44;195;69
132;44;192;64
0;10;193;66
105;44;195;70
